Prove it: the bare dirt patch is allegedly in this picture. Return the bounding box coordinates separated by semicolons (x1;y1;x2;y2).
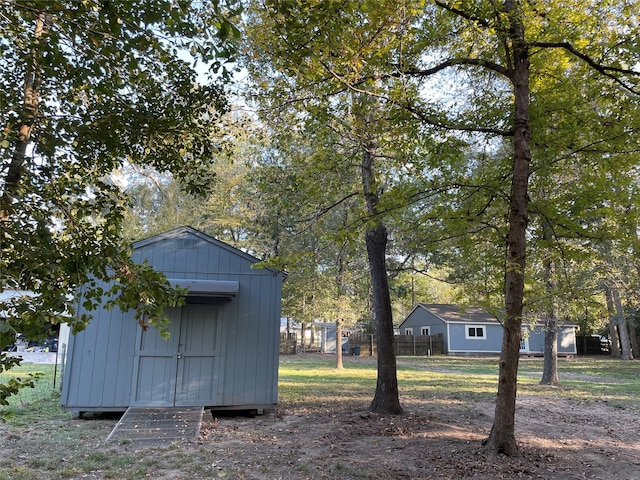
193;391;639;480
2;356;639;479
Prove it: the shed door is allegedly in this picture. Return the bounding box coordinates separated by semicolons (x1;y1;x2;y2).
131;305;221;407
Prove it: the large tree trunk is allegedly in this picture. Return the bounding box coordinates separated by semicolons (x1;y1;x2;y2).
612;288;633;360
484;0;530;457
604;287;622;358
361;116;402;415
367;223;402;414
1;12;45;221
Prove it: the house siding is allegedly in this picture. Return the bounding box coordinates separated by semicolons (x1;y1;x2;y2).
447;323;503;353
525;325;577;355
399;308;448;337
399;304;504;354
399;304;578;356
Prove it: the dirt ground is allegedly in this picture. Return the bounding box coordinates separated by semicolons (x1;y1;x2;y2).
3;355;639;479
184;355;640;480
195;392;639;479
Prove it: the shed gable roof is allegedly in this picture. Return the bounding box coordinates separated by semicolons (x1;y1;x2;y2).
133;226;278;274
417;304;501;325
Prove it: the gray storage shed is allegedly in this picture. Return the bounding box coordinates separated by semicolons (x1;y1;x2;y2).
61;226;285;414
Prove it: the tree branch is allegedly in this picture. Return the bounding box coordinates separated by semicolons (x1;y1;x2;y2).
530;41;640;95
400;57;511;79
402;101;514;136
434;0;491;28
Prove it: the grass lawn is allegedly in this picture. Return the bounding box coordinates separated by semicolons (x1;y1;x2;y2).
1;362;60;412
1;354;638;479
279;354;640;409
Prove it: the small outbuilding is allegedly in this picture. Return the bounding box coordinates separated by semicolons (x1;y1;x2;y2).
399;303;577;356
61;226;285;415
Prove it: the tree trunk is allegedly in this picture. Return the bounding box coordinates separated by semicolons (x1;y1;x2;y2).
335;207;350;370
624;294;640;356
628;321;639;358
1;12;45;221
484;0;530;457
612;288;633;360
541;311;559;385
604;287;621;358
336;318;344;370
540;239;559;386
367;223;402;414
360;114;402;415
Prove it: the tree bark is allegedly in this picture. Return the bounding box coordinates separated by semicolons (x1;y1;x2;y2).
540;232;559;386
361;114;402;415
628;318;639;358
367;223;402;414
612;288;633;360
624;293;639;356
604;287;621;358
336;317;344;370
1;12;45;221
335;207;350;370
484;0;530;457
540;309;559;385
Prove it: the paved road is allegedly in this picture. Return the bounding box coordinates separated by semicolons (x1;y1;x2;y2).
2;351;59;364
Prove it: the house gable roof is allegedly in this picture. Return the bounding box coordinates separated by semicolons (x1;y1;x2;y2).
416;304;501;325
401;303;577;329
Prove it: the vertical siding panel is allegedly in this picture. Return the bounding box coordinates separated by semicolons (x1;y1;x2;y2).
256;276;270;404
232;273;250;404
207;242;220;273
92;308;114;406
196;242;209;279
269;273;282;403
253;276;267;404
221;296;238;405
183;242;198;274
219;248;231;274
172;241;187;275
61;324;84;406
78;321;99;406
243;274;261;404
115;314;136;406
262;275;277;404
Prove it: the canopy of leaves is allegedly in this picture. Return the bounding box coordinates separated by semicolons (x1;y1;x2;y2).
0;0;241;336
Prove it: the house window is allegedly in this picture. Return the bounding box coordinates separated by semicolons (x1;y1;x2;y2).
421;326;430;336
404;328;413;335
466;326;486;339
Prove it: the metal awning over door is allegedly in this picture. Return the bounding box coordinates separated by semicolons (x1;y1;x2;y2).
168;279;238;304
131;305;222;407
